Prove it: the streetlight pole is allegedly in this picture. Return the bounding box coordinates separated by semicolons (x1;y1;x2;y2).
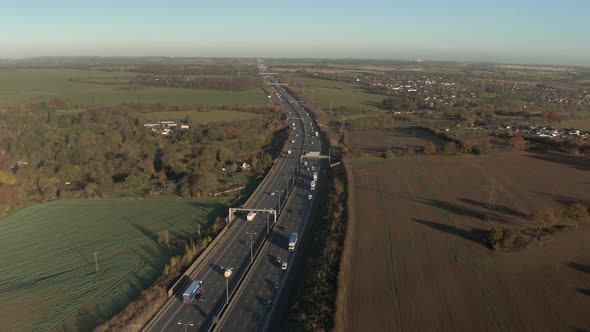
178;321;194;332
223;267;233;305
274;191;283;212
246;232;257;264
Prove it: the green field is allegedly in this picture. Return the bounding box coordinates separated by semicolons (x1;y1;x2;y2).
0;68;267;106
284;74;385;112
0;198;227;331
140;110;264;124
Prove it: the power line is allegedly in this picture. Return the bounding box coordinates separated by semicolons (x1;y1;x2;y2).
487;179;497;209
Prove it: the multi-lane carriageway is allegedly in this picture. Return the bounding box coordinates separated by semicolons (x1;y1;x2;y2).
144;68;323;332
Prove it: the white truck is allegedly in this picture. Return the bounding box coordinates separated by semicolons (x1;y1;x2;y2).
313;172;318;181
288;233;298;251
246;211;256;221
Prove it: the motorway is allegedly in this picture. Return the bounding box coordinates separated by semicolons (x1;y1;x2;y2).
144;66;317;332
214;71;324;331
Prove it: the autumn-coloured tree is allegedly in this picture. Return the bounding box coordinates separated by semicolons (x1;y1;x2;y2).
563;203;590;227
488;227;504;248
528;206;558;231
459;142;473;154
508;135;526;150
404;146;416;156
564;137;585;155
424;142;436;155
444;142;458;155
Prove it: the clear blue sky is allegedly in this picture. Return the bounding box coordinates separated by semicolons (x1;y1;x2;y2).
2;0;589;66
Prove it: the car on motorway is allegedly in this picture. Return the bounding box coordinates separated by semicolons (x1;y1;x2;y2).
308;194;312;200
281;262;288;270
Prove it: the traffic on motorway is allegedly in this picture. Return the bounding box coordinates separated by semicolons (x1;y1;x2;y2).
215;71;324;332
143;63;323;332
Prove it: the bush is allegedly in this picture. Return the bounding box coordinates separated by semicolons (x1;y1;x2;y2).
508;135;526;150
444;142;458;155
488;227;504;248
403;146;416;157
423;142;436;155
563;203;590;227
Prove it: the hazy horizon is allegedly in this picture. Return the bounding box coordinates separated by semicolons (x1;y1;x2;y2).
2;0;590;67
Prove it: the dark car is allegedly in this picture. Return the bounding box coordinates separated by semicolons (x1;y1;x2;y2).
265;299;272;309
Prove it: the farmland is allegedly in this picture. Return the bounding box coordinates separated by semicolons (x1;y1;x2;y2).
347;127;447;154
281;73;385;113
139;110;264;124
0;68;267;106
338;150;590;331
0;198;227;331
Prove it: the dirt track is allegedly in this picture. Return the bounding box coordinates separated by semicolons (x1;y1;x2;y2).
338;151;590;331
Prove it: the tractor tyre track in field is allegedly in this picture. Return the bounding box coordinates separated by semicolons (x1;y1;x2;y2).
375;175;405;332
415;173;508;331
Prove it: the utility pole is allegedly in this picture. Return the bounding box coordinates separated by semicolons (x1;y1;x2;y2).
94;252;98;273
246;232;257;264
484;179;498;222
329;101;334;118
274;191;283;212
487;179;497;209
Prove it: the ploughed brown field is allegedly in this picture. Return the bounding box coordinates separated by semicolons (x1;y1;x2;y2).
338;149;590;331
347;128;447;154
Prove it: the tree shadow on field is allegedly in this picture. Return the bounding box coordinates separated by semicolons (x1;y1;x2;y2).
459;198;527;218
131;222;158;244
567;262;590;275
413;219;491;249
538;192;590;209
417;197;513;225
184;201;227;228
526;150;590;172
